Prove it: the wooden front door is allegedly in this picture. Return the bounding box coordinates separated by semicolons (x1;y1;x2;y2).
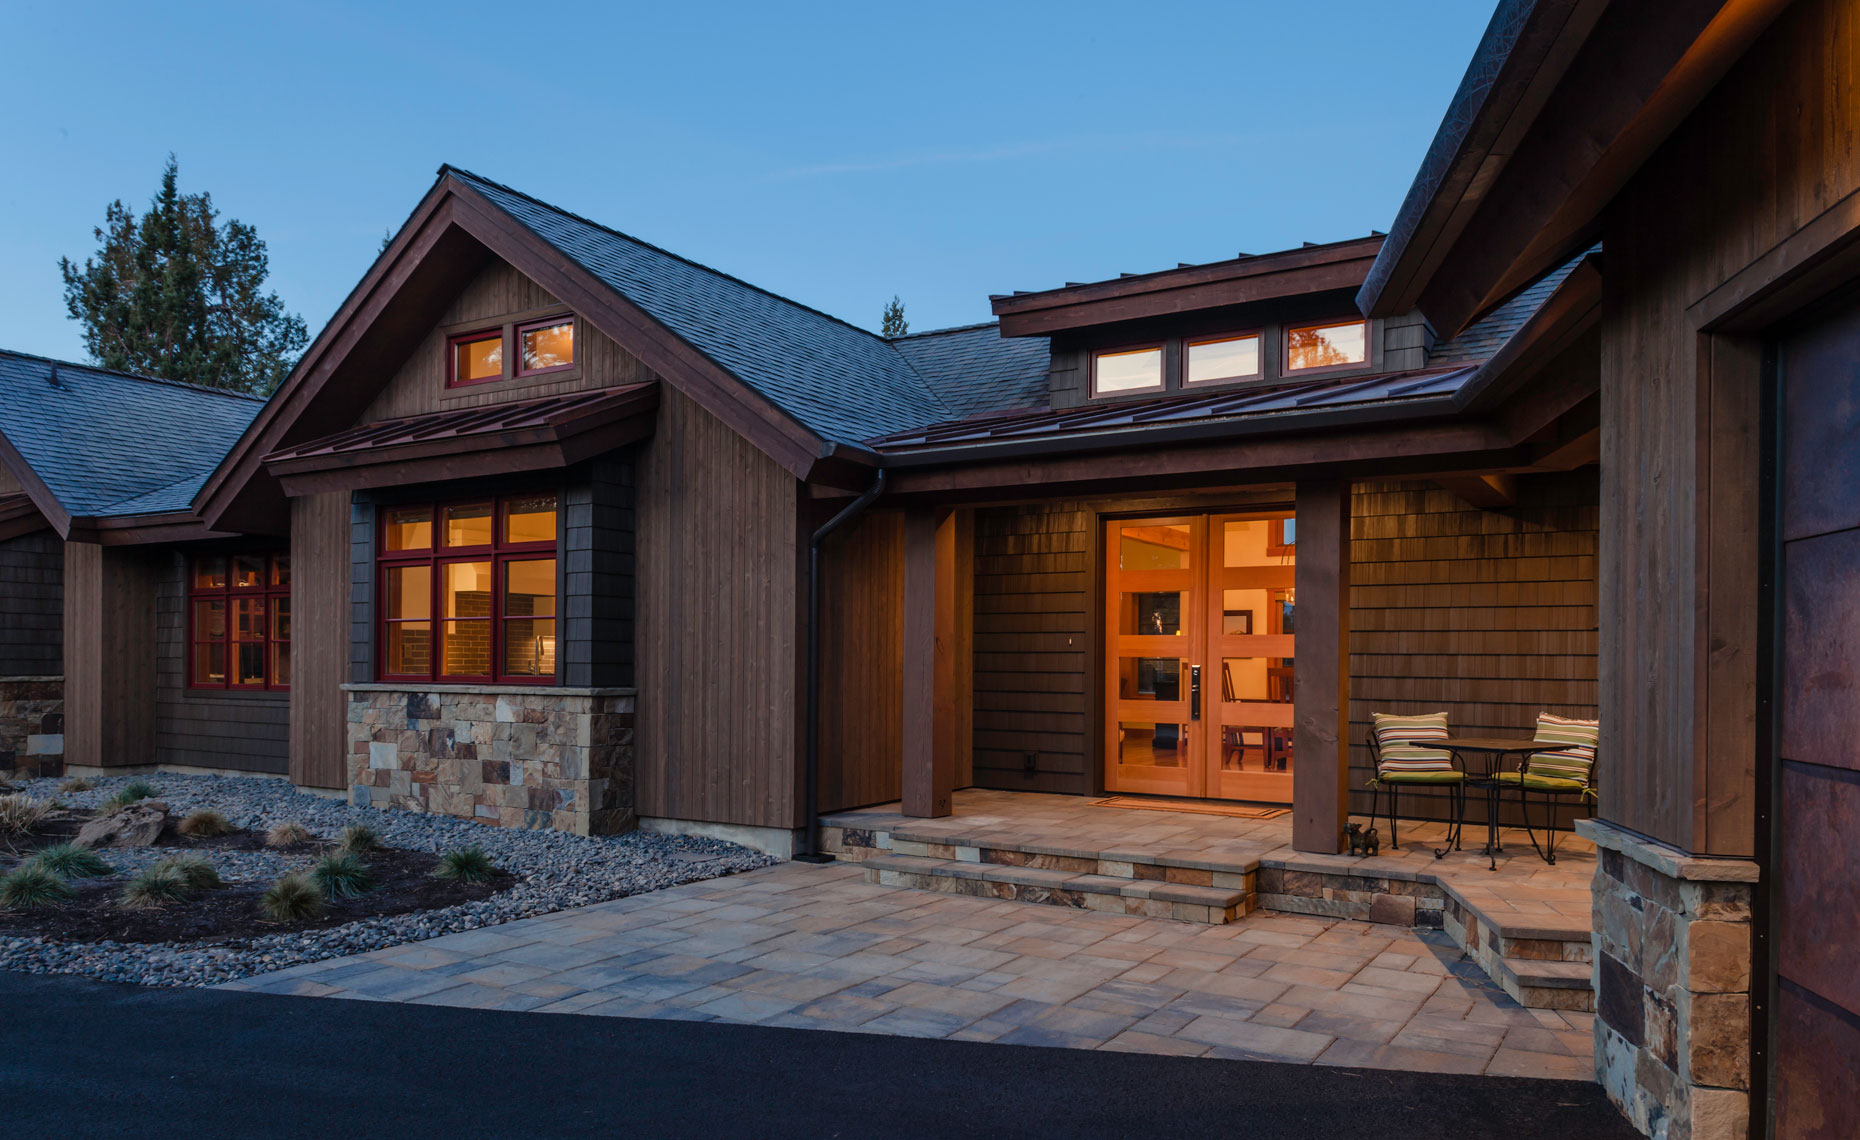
1772;293;1860;1137
1103;512;1296;802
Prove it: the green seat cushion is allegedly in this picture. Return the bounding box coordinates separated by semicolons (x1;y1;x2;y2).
1376;769;1465;784
1494;771;1586;792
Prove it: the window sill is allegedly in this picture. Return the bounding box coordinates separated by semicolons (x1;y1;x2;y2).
341;682;635;698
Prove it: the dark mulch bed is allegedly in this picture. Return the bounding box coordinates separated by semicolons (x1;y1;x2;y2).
0;816;513;945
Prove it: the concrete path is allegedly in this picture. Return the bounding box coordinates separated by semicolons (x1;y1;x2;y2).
224;860;1597;1079
3;971;1638;1140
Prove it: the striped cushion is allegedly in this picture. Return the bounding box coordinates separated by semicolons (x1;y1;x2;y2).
1528;713;1598;783
1372;712;1453;774
1371;712;1449;751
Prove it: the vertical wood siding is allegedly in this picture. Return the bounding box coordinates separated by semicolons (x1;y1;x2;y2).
0;532;62;676
971;503;1093;794
361;258;653;422
817;509;904;812
292;491;351;788
635;385;803;829
1347;475;1600;822
1597;0;1860;854
63;544;155;768
153;551;289;775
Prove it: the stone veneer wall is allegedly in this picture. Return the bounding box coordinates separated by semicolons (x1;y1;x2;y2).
0;677;63;778
345;684;635;836
1578;819;1758;1140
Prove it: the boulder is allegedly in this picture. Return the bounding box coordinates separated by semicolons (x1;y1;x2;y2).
73;800;169;848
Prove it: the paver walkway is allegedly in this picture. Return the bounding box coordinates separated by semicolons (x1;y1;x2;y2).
225;859;1596;1079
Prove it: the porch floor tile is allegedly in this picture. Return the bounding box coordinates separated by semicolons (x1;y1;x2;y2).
234;856;1597;1081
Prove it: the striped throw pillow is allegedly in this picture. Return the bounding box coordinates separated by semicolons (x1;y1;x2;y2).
1528;713;1598;783
1372;712;1453;774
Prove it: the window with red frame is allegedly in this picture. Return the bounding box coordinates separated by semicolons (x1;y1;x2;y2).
190;554;291;690
377;494;558;684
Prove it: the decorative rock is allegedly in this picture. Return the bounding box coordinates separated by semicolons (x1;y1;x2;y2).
73;801;169;848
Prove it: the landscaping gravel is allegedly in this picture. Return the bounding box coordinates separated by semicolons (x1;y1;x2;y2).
0;773;775;988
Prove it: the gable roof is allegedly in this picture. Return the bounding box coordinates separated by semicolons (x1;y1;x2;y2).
890;322;1050;421
0;349;262;533
448;170;956;444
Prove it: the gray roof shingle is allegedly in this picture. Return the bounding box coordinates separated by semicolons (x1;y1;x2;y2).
0;351;263;518
452;169;958;445
1429;246;1595;365
890;322;1050;422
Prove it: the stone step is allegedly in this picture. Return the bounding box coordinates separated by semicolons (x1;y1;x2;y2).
862;853;1255;925
1491;957;1594;1012
824;824;1261;888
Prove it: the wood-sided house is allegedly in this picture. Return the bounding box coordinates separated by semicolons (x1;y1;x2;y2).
3;166;1603;859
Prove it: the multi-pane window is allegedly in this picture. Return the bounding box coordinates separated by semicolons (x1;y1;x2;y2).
445;316;576;388
377;494;558;683
1285;319;1367;372
190;554;291;690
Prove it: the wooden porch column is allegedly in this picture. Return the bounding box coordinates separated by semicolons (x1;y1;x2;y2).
62;542;156;771
1292;480;1352;853
902;508;956;817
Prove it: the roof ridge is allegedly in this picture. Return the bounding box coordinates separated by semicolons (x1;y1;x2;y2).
0;348;268;403
440;165;898;348
892;321;1002;340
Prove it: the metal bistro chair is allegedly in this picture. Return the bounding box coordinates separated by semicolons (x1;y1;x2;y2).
1364;712;1465;858
1492;713;1599;865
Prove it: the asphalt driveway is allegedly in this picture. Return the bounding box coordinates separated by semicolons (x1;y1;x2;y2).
0;971;1636;1140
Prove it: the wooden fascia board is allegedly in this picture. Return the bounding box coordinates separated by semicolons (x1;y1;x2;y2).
443;184;828;479
1416;0;1791;337
0;427;74;537
1361;0;1608;318
991;239;1382;315
194;182;466;528
68;512;240;546
274;441;576;497
993;248;1381;338
0;495;49;542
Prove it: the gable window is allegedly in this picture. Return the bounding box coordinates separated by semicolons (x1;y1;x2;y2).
517;316;575;376
449;329;504;387
1092;345;1164;396
1285;319;1367;372
190;553;290;690
1185;333;1261;385
377;494;558;684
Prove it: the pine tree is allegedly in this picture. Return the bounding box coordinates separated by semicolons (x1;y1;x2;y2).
59;156;309;394
881;295;908;338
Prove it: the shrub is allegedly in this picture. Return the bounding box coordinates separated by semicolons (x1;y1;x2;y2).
25;843;113;880
336;823;380;855
433;845;496;885
99;779;160;815
118;863;192;909
177;809;235;838
309;852;375;899
265;821;314;849
58;776;96;793
0;794;50;838
0;772;13;792
0;864;74;908
259;874;326;922
152;854;223;892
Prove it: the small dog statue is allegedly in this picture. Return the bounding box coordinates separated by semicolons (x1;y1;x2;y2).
1345;823;1381;858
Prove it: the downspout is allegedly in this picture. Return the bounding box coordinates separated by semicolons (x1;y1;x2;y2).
794;467;887;863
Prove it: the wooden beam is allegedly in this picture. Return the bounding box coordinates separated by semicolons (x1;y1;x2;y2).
1291;480;1351;853
902;508;954;817
1436;473;1518;510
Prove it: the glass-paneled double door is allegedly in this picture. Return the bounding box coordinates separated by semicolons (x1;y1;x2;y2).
1104;512;1297;803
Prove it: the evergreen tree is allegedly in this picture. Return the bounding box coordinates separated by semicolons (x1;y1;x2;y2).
59;156;308;394
881;295;908;337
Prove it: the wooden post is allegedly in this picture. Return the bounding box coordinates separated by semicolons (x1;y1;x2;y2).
1292;480;1352;853
903;508;954;817
62;542;155;771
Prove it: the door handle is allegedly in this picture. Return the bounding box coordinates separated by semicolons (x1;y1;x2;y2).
1190;665;1202;721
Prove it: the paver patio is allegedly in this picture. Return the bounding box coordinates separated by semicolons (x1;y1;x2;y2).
223;858;1596;1080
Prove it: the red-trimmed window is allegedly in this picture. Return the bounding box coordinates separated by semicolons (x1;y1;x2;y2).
448;328;504;387
377;494;558;684
516;315;575;376
190;554;291;690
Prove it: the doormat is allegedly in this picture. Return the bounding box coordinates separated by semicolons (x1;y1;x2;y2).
1091;796;1290;820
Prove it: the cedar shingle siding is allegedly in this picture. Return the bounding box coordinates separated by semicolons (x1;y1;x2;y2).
153;552;289;775
0;532;62;676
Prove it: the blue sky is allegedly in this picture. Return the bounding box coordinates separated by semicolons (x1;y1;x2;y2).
0;1;1493;361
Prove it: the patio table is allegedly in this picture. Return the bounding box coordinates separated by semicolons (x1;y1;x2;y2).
1440;736;1539;871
